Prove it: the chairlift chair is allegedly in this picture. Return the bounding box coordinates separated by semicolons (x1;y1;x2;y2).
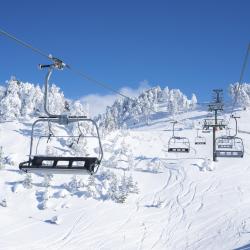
167;121;190;153
215;136;244;158
19;61;103;174
215;116;244;158
168;136;190;152
202;129;211;133
195;129;206;145
195;136;206;145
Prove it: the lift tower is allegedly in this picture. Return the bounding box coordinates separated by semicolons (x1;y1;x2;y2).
203;89;226;161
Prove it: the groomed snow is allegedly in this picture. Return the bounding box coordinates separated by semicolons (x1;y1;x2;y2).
1;109;250;250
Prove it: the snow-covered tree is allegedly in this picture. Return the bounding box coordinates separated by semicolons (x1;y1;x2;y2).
127;174;139;194
97;85;197;131
22;174;32;189
190;93;198;110
0;77;88;121
65;175;84;193
19;82;43;117
69;100;89;117
86;175;96;198
107;174;119;201
117;173;129;203
41;174;53;187
229;82;250;109
0;78;22;120
46;84;66;115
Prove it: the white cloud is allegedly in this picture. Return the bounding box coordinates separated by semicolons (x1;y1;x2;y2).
80;80;150;117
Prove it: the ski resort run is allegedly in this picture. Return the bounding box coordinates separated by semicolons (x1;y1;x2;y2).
0;5;250;249
1;73;250;249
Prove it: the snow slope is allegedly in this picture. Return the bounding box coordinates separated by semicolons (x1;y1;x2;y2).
1;109;250;250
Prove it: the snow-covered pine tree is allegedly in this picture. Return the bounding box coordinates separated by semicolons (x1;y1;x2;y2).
47;84;66;115
107;174;119;201
97;85;197;131
0;77;22;120
19;81;43;117
41;174;53;187
66;175;80;193
229;83;250;109
117;173;129;203
0;77;89;121
86;175;96;198
190;93;198;110
22;174;32;189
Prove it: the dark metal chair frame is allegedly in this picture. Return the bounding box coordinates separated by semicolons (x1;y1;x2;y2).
19;61;103;174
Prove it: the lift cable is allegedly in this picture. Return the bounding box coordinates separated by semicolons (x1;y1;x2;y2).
225;42;250;129
0;27;218;127
231;43;250;114
0;28;50;60
0;27;156;113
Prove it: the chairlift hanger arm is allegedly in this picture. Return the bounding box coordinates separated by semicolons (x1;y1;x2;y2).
39;62;68;118
230;115;239;137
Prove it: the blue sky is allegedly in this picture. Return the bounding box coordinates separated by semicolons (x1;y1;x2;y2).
0;0;249;105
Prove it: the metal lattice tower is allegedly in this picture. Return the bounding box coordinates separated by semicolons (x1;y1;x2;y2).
208;89;224;112
203;89;226;161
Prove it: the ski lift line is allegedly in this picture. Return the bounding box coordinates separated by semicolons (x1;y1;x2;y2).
0;27;158;115
0;28;50;60
0;27;244;116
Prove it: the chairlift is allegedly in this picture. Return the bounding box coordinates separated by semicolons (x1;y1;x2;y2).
195;136;206;145
167;121;190;153
202;129;211;133
215;136;244;158
195;129;206;145
19;61;103;174
215;115;244;158
202;119;211;133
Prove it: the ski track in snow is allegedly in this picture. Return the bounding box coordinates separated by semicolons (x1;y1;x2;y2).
1;110;250;249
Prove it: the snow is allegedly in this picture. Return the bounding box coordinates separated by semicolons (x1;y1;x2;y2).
0;108;250;250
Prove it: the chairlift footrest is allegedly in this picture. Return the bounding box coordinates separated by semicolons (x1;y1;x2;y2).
168;148;190;153
215;150;244;158
19;156;100;173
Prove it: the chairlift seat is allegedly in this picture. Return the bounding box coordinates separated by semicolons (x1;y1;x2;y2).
218;144;233;149
168;136;190;153
19;156;100;174
195;136;206;145
202;130;210;133
215;150;243;158
195;141;206;145
168;147;190;153
215;136;244;158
